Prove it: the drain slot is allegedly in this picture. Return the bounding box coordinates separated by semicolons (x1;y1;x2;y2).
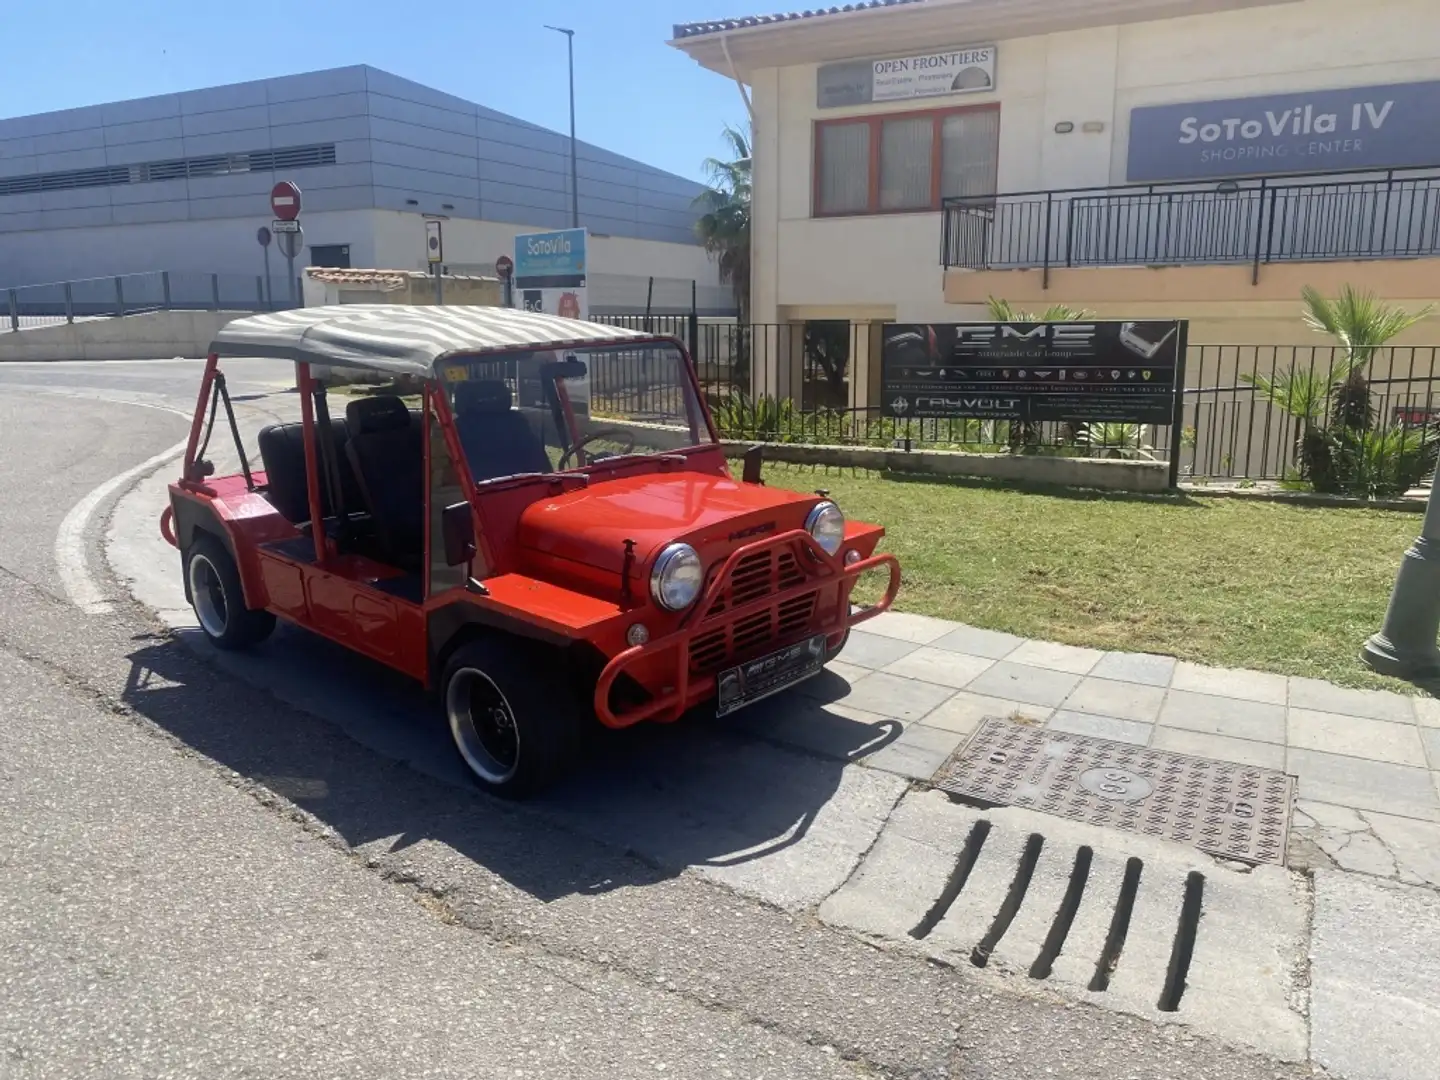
1028;845;1093;980
909;820;991;940
1157;871;1205;1012
1088;856;1144;992
971;833;1044;968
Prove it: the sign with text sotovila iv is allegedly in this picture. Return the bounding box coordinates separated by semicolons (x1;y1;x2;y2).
1126;79;1440;182
881;321;1184;423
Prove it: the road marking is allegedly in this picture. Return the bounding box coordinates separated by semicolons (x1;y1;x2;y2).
55;439;190;614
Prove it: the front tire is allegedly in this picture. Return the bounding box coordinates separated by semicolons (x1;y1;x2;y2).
441;636;583;798
825;628;851;664
185;533;275;650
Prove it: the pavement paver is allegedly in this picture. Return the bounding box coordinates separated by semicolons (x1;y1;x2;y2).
1288;676;1415;724
1422;727;1440;769
1287;707;1428;767
1149;727;1287;770
1089;650;1177;687
880;644;994;688
837;670;955;722
919;690;1051;734
1157;688;1288;744
1287;749;1440;821
929;623;1025;659
1005;639;1104;675
852;610;955;644
835;629;920;670
1046;709;1152;745
1061;675;1167;724
1170;661;1289;705
965;660;1082;708
1414;696;1440;728
858;722;962;780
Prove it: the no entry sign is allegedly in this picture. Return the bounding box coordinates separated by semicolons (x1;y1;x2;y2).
270;181;302;222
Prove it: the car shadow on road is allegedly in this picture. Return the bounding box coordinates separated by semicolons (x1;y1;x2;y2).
118;629;904;905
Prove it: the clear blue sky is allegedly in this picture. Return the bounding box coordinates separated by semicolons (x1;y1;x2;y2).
0;0;752;182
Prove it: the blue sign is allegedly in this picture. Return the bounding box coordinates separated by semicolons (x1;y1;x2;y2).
1127;80;1440;182
514;227;587;287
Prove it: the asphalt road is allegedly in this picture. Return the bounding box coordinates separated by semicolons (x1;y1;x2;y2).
0;359;1320;1079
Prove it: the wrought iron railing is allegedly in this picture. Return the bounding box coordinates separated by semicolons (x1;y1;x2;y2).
942;165;1440;283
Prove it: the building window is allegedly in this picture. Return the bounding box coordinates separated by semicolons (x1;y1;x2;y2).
814;105;999;216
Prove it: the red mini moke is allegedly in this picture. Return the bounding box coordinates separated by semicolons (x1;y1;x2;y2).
162;305;901;795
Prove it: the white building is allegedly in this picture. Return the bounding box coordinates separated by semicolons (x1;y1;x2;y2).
670;0;1440;352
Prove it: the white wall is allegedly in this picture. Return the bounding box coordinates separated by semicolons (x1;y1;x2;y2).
755;0;1440;322
365;210;719;285
0;206;719;298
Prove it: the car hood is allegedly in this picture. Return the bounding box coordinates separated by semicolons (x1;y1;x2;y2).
517;472;819;575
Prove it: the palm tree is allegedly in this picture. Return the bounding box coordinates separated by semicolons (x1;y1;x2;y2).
693;124;752;320
1300;284;1433;431
1243;285;1434;490
985;297;1094;322
984;297;1094;449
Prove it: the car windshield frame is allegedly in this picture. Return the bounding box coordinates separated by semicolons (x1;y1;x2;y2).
435;338;718;488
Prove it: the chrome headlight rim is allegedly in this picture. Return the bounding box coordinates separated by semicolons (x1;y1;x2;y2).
650;542;703;611
805;500;846;556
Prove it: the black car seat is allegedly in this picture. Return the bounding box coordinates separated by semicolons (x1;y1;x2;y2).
257;419;365;525
451;380;553;482
343;396;424;567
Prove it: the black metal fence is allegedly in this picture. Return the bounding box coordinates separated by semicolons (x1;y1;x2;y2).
5;270;301;331
592;316;1440;489
943;165;1440;281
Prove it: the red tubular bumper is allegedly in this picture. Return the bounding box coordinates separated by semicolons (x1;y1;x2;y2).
593;528;901;729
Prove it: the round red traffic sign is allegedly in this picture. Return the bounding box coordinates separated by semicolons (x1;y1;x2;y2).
494;254;514;278
270;181;302;222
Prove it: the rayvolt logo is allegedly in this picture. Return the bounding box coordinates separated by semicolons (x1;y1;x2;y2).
916;396;1020;411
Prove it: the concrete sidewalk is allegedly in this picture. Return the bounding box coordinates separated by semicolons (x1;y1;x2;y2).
764;609;1440;889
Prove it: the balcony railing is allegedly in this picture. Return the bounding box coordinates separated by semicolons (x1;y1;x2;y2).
941;165;1440;283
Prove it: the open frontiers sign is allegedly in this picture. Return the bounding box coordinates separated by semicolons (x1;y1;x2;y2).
1126;79;1440;181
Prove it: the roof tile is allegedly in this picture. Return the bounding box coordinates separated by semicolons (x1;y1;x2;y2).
673;0;926;40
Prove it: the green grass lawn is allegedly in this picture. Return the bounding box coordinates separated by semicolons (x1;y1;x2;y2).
758;461;1420;692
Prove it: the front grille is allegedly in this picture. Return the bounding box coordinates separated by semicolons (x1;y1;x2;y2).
706;549;807;616
688;543;821;673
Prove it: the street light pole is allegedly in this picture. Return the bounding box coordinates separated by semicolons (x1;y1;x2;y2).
1361;476;1440;682
545;24;579;228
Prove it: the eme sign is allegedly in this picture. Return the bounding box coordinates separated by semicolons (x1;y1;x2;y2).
818;45;996;108
881;321;1185;423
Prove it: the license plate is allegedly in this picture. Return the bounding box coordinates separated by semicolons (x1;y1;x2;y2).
715;634;828;717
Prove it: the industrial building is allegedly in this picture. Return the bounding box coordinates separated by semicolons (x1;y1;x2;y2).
0;65;724;312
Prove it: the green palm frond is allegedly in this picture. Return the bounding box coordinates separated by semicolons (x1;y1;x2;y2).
1301;284;1435;367
693;124;752;319
985;296;1094;322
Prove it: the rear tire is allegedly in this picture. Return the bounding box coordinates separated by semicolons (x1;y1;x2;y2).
441;636;583;798
185;533;276;650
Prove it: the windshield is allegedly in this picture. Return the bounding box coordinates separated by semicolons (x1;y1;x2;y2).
436;341;715;485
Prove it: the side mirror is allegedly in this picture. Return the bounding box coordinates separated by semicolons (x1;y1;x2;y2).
741;444;765;485
441;501;477;566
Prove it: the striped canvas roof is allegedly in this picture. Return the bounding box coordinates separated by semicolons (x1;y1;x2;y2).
211;305;655;377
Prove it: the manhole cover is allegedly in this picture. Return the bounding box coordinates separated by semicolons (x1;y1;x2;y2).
936;717;1296;866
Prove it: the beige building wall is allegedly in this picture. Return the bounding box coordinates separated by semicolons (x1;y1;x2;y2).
749;0;1440;342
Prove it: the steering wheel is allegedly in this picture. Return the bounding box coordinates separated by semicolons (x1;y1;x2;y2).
558;429;637;469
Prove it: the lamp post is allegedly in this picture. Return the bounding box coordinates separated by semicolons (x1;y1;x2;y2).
544;24;579;228
1361;476;1440;682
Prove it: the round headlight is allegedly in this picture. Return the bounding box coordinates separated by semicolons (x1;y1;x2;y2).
650;543;703;611
805;500;845;556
